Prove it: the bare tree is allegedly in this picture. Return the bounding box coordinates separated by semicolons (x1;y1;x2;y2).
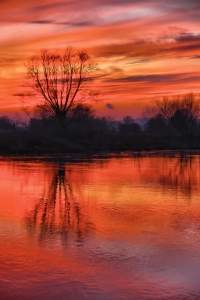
144;94;200;143
25;46;98;123
155;93;200;139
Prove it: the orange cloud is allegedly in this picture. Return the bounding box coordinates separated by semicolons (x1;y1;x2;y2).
1;0;200;119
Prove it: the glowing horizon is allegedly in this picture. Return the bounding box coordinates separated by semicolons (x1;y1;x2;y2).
1;0;200;120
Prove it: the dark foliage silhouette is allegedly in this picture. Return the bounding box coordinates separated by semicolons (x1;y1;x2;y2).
0;116;13;131
155;94;200;140
144;93;200;147
119;116;141;134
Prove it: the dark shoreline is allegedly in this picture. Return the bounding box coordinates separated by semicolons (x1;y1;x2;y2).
1;149;200;163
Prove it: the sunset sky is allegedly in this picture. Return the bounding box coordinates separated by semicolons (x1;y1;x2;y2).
1;0;200;119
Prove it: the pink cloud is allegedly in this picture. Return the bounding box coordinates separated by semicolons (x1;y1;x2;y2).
1;0;200;118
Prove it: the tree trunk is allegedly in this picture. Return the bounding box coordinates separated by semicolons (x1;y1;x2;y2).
55;110;67;126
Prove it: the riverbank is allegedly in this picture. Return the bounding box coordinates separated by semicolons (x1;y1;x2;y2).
0;128;200;157
0;132;199;155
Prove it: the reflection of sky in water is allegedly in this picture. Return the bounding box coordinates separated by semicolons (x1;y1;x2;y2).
0;154;200;299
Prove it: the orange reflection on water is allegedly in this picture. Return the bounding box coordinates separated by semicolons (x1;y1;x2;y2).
0;154;200;299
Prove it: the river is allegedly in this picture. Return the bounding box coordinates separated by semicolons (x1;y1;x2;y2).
0;152;200;299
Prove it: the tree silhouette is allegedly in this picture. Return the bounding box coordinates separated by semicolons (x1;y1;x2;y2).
144;93;200;145
155;93;200;139
145;114;168;135
26;46;98;124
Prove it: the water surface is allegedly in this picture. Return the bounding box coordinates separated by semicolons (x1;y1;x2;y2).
0;153;200;299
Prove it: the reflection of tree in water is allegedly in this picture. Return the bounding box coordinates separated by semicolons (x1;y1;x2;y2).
149;154;200;198
25;163;93;245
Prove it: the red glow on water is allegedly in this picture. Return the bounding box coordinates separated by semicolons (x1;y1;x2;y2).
0;155;200;299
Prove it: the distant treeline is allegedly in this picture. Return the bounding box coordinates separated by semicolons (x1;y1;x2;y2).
1;96;200;154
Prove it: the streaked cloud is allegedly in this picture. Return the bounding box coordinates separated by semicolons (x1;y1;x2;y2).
1;0;200;118
104;73;200;83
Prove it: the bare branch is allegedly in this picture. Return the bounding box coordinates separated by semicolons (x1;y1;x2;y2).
25;46;98;122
